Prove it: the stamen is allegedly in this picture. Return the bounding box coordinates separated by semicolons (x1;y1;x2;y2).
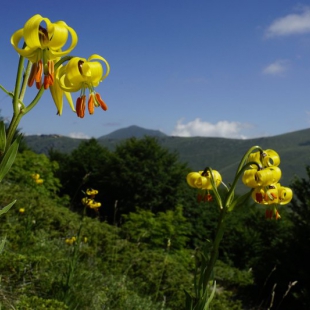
95;93;108;111
88;94;95;115
76;95;86;118
35;60;43;89
43;61;54;89
28;62;39;87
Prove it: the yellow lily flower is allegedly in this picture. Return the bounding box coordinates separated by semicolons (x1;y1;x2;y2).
11;14;78;89
49;61;75;115
57;54;110;117
187;170;222;190
242;166;282;188
248;149;280;168
86;188;99;196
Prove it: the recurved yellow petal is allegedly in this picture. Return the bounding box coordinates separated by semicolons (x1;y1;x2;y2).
11;14;78;62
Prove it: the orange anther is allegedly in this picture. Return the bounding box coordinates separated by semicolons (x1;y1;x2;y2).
88;95;95;115
28;62;38;87
43;61;54;89
35;60;43;89
275;210;281;220
76;95;86;118
95;93;108;111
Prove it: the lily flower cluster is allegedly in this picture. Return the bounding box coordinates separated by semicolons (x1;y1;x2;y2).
11;14;110;117
186;147;293;220
81;188;101;211
242;149;293;219
31;173;44;185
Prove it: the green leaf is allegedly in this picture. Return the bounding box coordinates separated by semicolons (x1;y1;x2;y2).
204;281;216;310
227;190;253;212
0;121;6;155
0;135;21;182
0;200;16;216
184;290;194;310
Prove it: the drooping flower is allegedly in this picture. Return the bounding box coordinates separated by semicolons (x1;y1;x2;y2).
55;54;110;117
242;166;282;188
187;170;222;190
252;183;293;205
11;14;78;90
82;197;101;209
247;149;280;168
243;149;293;219
86;188;99;196
187;170;221;203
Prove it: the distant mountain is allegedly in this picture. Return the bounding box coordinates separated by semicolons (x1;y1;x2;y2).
23;127;310;189
98;125;167;140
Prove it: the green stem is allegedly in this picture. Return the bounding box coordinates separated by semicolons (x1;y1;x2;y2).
235;146;263;174
12;54;25;115
0;84;25;108
54;55;73;70
202;207;226;291
23;86;45;114
18;60;32;102
5;86;45;152
64;207;86;302
5;113;22;152
224;161;260;207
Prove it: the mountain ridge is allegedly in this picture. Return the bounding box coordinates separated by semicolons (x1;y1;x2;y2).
24;126;310;187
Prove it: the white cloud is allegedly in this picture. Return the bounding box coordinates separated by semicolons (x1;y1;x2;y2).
68;132;90;139
262;60;288;76
266;8;310;37
171;118;249;139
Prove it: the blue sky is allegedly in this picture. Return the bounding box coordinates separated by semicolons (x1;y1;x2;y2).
1;0;310;139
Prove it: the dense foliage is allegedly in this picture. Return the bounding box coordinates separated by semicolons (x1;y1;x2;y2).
0;137;309;309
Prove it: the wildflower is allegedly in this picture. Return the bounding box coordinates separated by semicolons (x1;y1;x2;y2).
247;149;280;168
49;60;75;115
83;237;88;243
81;197;101;210
31;173;44;184
11;14;77;89
65;236;77;245
19;208;25;214
86;188;99;196
242;166;281;188
188;170;221;204
55;55;110;118
187;170;222;190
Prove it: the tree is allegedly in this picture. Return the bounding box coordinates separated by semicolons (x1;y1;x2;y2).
49;137;192;223
102;137;191;222
49;138;111;214
285;167;310;309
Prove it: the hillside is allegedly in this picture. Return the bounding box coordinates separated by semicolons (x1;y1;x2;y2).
98;125;167;139
24;126;310;186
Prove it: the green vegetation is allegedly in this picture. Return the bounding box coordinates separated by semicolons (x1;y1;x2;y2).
0;136;309;309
